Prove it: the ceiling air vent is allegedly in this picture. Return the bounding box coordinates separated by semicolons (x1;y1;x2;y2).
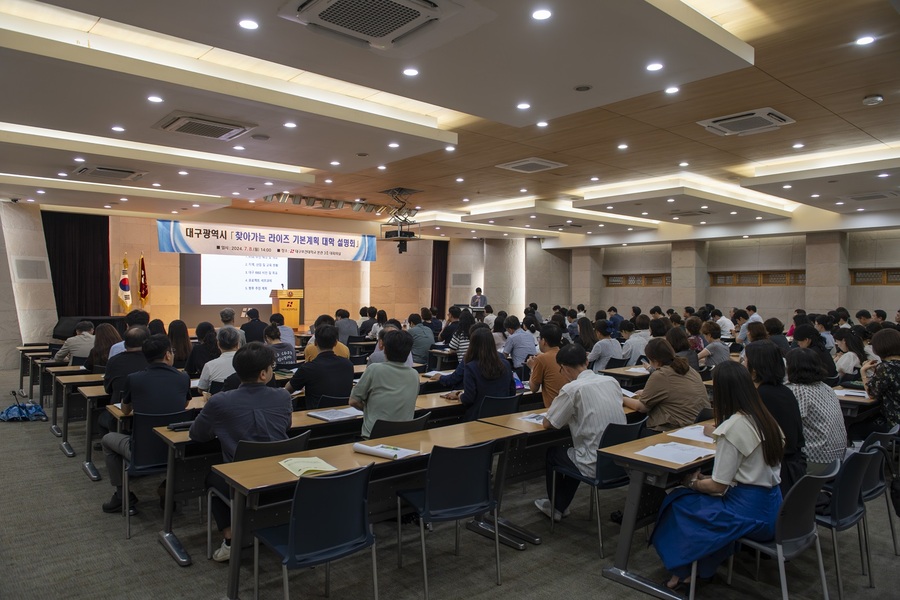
670;210;711;217
697;107;795;137
153;112;256;140
70;166;147;181
496;157;568;174
278;0;462;51
842;191;900;203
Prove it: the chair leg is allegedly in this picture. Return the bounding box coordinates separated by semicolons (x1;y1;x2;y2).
253;538;259;600
550;471;556;533
814;534;830;600
123;463;130;539
588;484;595;520
776;543;789;600
755;549;761;581
688;560;698;600
832;528;844;600
371;537;379;600
396;498;403;568
326;561;331;598
207;488;214;559
419;517;429;600
885;491;900;556
282;564;290;600
857;521;867;576
726;553;734;586
594;487;604;558
455;520;460;556
493;506;501;586
862;515;874;589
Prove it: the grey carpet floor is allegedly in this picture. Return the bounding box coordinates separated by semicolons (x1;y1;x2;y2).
1;368;898;599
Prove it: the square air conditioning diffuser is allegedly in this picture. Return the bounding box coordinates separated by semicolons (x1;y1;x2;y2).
697;107;795;137
153;112;256;141
496;157;568;174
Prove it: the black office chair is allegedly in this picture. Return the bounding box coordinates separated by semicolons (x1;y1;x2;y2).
206;432;311;559
396;442;500;599
635;355;648;366
123;410;192;539
254;464;377;600
208;380;225;395
308;395;349;410
368;412;430;439
724;461;841;600
71;355;88;366
815;449;880;600
350;354;370;365
473;395;519;420
698;366;714;381
605;357;628;369
694;407;714;423
347;335;368;356
859;426;900;556
549;418;647;556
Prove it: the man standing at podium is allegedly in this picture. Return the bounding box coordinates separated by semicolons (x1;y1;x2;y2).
470;287;488;308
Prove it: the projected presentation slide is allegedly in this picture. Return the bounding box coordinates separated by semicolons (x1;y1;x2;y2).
200;254;288;306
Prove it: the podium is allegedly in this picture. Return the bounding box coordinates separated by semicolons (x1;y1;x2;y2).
270;289;304;331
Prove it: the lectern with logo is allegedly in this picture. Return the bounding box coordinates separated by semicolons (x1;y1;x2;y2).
269;289;303;331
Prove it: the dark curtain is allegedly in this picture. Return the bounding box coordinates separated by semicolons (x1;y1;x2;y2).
42;211;110;317
430;240;449;315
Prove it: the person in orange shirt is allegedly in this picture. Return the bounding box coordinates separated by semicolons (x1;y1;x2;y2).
526;323;573;408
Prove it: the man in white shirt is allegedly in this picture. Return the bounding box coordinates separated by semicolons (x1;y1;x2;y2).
712;308;735;337
534;343;626;521
54;320;95;364
621;314;651;366
197;327;241;392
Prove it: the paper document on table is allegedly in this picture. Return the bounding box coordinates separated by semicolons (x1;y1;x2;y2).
308;407;363;421
519;412;547;424
667;425;714;444
621;389;636;398
424;370;453;377
190;379;200;388
113;403;122;409
838;390;868;397
635;442;715;465
626;367;649;374
279;457;337;477
352;442;419;460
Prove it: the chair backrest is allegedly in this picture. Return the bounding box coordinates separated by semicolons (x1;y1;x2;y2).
474;395;519;420
368;412;430;439
424;442;494;516
310;394;349;409
350;354;370;365
233;431;311;462
635;355;648;366
208;380;225;395
347;335;367;345
827;450;879;527
698;366;714;381
594;418;647;485
92;365;106;374
775;461;840;545
729;342;744;353
130;410;192;473
605;357;627;369
286;464;374;567
858;425;899;498
71;355;88;366
694;407;714;423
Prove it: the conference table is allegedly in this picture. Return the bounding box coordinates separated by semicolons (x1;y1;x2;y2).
76;384;111;481
16;344;49;396
40;363;84;408
24;350;53;400
52;372;103;455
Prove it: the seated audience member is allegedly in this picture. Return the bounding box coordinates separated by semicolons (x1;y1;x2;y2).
745;321;768;343
855;309;872;327
785;348;847;473
439;306;462;343
813;314;836;352
148;319;167;336
369;323;414;367
550;313;571;342
648;306;664;320
651;361;783;591
270;312;296;347
220;369;278;392
833;328;866;377
264;324;297;368
593;309;608;323
357;306;369;328
625;338;708;433
286;324;354;410
482;305;496;329
101;334;191;514
576;304;587;319
792;324;837;379
665;326;700;371
407;313;436;365
167;319;192;370
788;312;810;340
573;317;599;354
587;320;623;372
492;312;509;351
565;309;580;340
84;323;122;373
350;329;420;438
218;307;247;347
240;308;267;343
733;308;755;345
763;318;791;355
303;315;351;361
745;340;807;496
684;317;705;352
629;306;642;325
530;302;544;323
190;343;292;561
502;315;538;370
420;307;440;339
366;309;389;341
185;321;220;377
459;328;515;420
359;306;377;338
429;323;491;390
54;320;95;364
196;327;241;392
607;306;624;338
534;343;626;521
449;310;476;361
835;307;852;329
527;324;571;408
712;308;734;337
109;309;150;358
855;328;900;439
622;314;651;366
102;326;151;408
334;308;359;345
872;309;887;325
697;321;730;368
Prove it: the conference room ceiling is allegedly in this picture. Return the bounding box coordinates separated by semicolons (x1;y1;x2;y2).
0;0;898;245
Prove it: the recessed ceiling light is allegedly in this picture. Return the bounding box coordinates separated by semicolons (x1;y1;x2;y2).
558;228;563;231
470;230;476;233
641;212;648;216
835;201;844;205
856;35;875;45
646;63;663;71
73;157;85;163
192;204;200;208
627;227;633;231
283;122;297;128
811;194;820;198
377;165;386;170
283;190;290;194
520;188;528;193
667;198;675;203
103;204;112;209
679;162;689;167
532;9;551;20
388;142;399;148
536;121;548;127
57;172;67;177
440;233;445;237
700;205;708;209
472;237;478;239
529;215;536;219
672;217;679;221
622;243;628;246
36;190;45;194
783;184;792;189
119;197;127;201
147;96;163;103
503;233;508;236
857;208;865;212
878;173;890;178
756;216;763;220
152;183;161;187
566;220;572;224
232;192;240;196
665;86;679;94
239;19;258;30
590;176;599;181
606;206;614;210
264;181;273;186
617;143;628;150
488;220;494;224
525;224;531;228
699;221;706;225
25;198;34;202
178;170;189;175
742;235;749;239
248;200;255;203
435;227;441;230
415;205;421;210
730;211;737;215
456;177;464;182
171;210;178;214
599;224;605;227
792;143;805;149
324;179;333;183
111;126;125;132
517;102;531;110
402;68;419;77
330;161;340;166
445;146;455;152
462;198;470;202
233;145;245;150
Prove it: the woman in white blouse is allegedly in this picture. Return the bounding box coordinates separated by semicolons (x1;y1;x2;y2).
832;328;867;377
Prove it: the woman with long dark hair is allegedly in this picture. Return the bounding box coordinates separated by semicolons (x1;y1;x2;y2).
792;324;837;379
185;321;220;377
449;310;476;361
492;311;509;351
573;316;598;353
833;328;866;377
167;319;192;369
367;309;389;341
652;361;784;591
83;323;122;372
460;328;515;420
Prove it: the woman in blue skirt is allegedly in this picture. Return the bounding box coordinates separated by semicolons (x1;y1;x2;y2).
651;361;784;591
